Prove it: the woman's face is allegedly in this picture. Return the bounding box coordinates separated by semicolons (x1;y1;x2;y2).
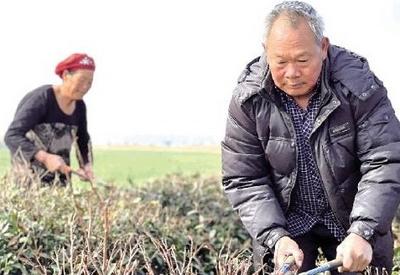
62;69;94;100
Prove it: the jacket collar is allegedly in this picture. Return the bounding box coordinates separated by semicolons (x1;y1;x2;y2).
234;45;378;105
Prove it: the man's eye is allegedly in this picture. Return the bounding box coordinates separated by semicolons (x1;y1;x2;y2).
277;61;286;65
298;60;308;63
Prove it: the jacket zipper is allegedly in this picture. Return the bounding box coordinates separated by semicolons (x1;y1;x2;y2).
309;96;347;233
309;136;346;234
280;110;298;213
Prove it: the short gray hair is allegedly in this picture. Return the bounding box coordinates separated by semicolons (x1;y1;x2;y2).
265;1;325;43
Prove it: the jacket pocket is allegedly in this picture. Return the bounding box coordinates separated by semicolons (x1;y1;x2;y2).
322;133;358;184
265;138;296;175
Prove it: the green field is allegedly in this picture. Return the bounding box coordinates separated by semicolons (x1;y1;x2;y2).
0;146;221;185
0;148;8;174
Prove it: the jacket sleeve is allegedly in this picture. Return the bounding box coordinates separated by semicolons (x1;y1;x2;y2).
221;94;289;250
4;91;47;162
348;78;400;242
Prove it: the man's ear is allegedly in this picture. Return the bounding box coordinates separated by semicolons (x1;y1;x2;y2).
263;42;270;65
321;37;330;60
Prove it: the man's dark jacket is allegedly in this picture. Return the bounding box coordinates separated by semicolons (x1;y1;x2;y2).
222;45;400;256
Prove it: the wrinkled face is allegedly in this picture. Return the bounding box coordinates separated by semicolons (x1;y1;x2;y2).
62;69;94;100
265;15;328;98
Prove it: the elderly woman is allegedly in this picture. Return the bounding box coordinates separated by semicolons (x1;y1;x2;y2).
5;53;95;185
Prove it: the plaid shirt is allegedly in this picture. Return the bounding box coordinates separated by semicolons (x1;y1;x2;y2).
278;86;346;241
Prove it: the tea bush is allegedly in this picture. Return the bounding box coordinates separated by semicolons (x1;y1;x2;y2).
0;173;399;274
0;173;252;274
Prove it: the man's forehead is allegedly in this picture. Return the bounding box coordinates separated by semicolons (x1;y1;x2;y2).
271;50;311;58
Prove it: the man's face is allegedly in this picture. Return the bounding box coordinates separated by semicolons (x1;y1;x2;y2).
265;16;328;98
63;69;94;100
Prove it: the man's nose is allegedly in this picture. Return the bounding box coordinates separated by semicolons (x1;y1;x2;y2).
285;63;300;78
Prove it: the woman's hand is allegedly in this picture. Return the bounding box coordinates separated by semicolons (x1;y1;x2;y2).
77;163;94;181
35;150;69;174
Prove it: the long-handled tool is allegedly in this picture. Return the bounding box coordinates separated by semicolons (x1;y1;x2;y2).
298;259;343;275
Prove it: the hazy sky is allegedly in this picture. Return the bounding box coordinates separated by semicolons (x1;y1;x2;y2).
0;0;399;145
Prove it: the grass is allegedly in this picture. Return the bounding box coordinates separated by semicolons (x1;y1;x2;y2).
0;148;9;174
92;146;221;185
0;146;221;185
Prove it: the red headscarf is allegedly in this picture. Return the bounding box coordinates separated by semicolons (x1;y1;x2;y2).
55;53;95;78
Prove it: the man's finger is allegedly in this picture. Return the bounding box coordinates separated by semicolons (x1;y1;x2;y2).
342;257;354;272
336;247;344;272
278;255;295;274
293;249;304;268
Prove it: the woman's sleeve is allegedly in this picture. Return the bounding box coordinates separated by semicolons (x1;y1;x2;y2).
4;89;47;162
76;101;92;166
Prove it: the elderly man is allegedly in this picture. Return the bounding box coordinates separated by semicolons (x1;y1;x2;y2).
5;53;95;185
222;1;400;274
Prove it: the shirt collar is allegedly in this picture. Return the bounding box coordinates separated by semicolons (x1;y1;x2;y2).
276;78;321;106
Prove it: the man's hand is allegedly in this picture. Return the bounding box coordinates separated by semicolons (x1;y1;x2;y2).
274;236;303;274
35;150;69;174
336;233;372;272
